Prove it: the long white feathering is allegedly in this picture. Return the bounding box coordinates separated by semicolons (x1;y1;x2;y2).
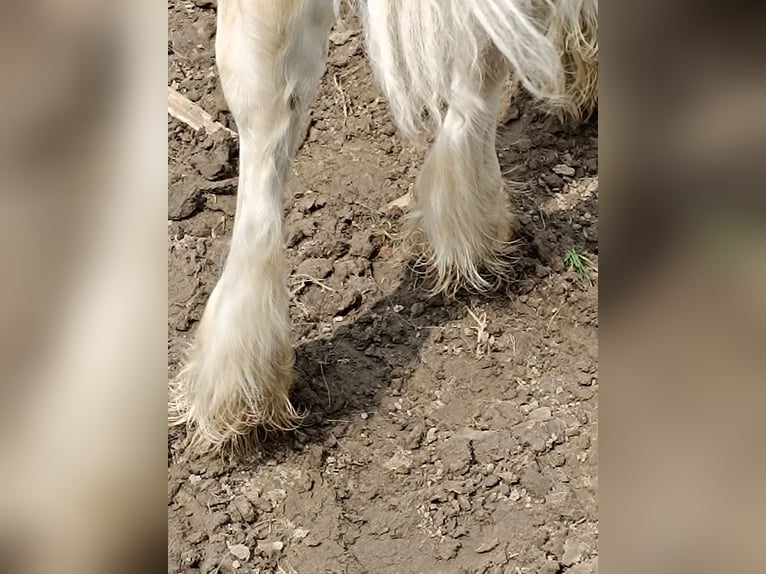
173;0;598;450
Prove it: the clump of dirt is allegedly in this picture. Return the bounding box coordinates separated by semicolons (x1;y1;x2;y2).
168;3;598;574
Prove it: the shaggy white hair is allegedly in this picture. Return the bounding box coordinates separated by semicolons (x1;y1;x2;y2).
170;0;598;450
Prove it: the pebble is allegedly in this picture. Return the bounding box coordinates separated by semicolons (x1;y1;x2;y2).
502;105;520;123
292;528;310;541
438;538;462;560
336;290;362;316
553;164;576;177
436;436;472;475
562;539;588;566
349;230;376;258
482;474;500;488
227;543;250;561
191;138;234;180
529;406;552;421
521;466;553;498
475;539;499;554
304;536;322;547
405;425;424;449
384;451;413;474
295;257;333;279
573;386;594;400
329;29;358;46
257;540;284;558
195;19;216;42
168;183;201;220
230;495;256;523
410;302;425;317
567;557;598;574
541;172;564;189
180;549;201;567
265;488;287;506
298;194;326;213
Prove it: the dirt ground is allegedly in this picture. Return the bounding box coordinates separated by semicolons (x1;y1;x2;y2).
168;3;598;573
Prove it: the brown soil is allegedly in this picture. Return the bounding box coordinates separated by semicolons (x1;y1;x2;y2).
168;3;598;574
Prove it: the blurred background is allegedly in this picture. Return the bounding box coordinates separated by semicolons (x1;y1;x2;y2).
0;0;763;572
0;1;166;573
601;1;766;573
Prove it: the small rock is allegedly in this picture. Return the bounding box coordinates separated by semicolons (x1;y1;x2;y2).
292;528;310;541
410;302;425;317
573;386;594;400
405;425;424;449
553;164;576;177
498;471;519;485
502;105;521;123
242;482;262;505
191;138;235;180
265;489;287;506
521;466;553;498
193;0;216;7
534;559;562;574
489;401;524;426
349;230;376;258
566;557;598;574
482;474;500;488
257;539;284;559
205;193;236;216
168;183;201;220
295;473;314;493
529;406;552;421
562;539;588;566
232;560;240;569
227;543;250;562
180;549;201;568
230;495;256;523
514;423;550;453
187;530;206;545
336;289;362;316
330;37;362;67
425;427;438;444
384;451;413;474
287;218;316;247
475;539;499;554
550;452;567;467
436;436;473;475
542;172;564;189
295;257;333;279
298;194;326;213
324;435;338;448
195;19;216;42
330;29;358;45
386;192;411;210
188;474;202;485
438;537;462;560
